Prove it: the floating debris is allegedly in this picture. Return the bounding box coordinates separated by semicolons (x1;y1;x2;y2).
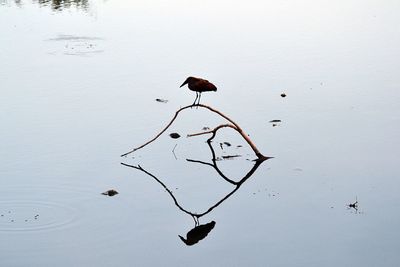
347;198;358;211
222;155;242;160
155;98;168;103
202;126;210;131
219;142;232;150
281;93;286;97
269;119;282;127
102;189;119;197
169;133;181;139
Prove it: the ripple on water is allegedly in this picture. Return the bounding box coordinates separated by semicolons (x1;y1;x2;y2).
0;200;78;232
0;185;92;233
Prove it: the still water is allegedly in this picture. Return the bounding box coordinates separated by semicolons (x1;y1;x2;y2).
1;0;400;266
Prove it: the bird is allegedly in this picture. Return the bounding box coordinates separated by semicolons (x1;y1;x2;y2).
180;76;217;106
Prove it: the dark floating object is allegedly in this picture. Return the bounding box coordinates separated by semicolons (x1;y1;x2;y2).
155;98;168;103
180;76;217;105
102;189;119;197
219;142;232;150
179;221;216;246
169;133;181;139
347;198;358;211
269;119;281;127
222;155;242;160
281;93;286;97
202;126;210;131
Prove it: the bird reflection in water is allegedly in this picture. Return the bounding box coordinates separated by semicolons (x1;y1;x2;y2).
122;139;269;246
179;221;216;246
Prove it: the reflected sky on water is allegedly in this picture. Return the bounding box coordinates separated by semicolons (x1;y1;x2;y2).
0;1;400;266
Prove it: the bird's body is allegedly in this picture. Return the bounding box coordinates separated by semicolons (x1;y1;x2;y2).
180;76;217;105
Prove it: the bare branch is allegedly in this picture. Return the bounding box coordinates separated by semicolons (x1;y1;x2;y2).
121;104;193;157
121;104;267;160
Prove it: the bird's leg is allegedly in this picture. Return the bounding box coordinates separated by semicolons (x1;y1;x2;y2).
197;92;202;106
192;92;198;106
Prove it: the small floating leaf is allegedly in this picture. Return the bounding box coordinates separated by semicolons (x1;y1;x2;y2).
155;98;168;103
102;189;119;197
169;133;181;139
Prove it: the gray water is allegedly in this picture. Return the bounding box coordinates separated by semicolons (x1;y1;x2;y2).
1;0;400;266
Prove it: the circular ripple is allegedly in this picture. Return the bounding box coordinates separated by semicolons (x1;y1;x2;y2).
0;185;93;232
0;201;78;232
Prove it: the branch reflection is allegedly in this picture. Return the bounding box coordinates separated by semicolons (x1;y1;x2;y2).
122;139;269;246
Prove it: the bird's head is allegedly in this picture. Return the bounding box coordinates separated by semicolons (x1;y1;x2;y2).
180;76;196;88
178;235;189;245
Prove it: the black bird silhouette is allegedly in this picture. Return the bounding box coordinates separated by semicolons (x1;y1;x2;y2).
180;76;217;105
179;221;216;246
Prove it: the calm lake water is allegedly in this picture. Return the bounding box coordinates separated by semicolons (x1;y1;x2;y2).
1;0;400;266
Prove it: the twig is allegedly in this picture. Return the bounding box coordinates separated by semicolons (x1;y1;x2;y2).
187;124;236;137
172;144;178;160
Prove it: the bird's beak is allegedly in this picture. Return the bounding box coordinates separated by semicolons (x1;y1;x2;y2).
178;235;188;245
180;80;188;88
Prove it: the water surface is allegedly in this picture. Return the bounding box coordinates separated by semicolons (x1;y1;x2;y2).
1;0;400;266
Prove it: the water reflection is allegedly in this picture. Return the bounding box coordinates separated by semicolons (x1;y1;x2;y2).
46;34;104;56
122;139;269;246
0;0;89;11
179;221;216;246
